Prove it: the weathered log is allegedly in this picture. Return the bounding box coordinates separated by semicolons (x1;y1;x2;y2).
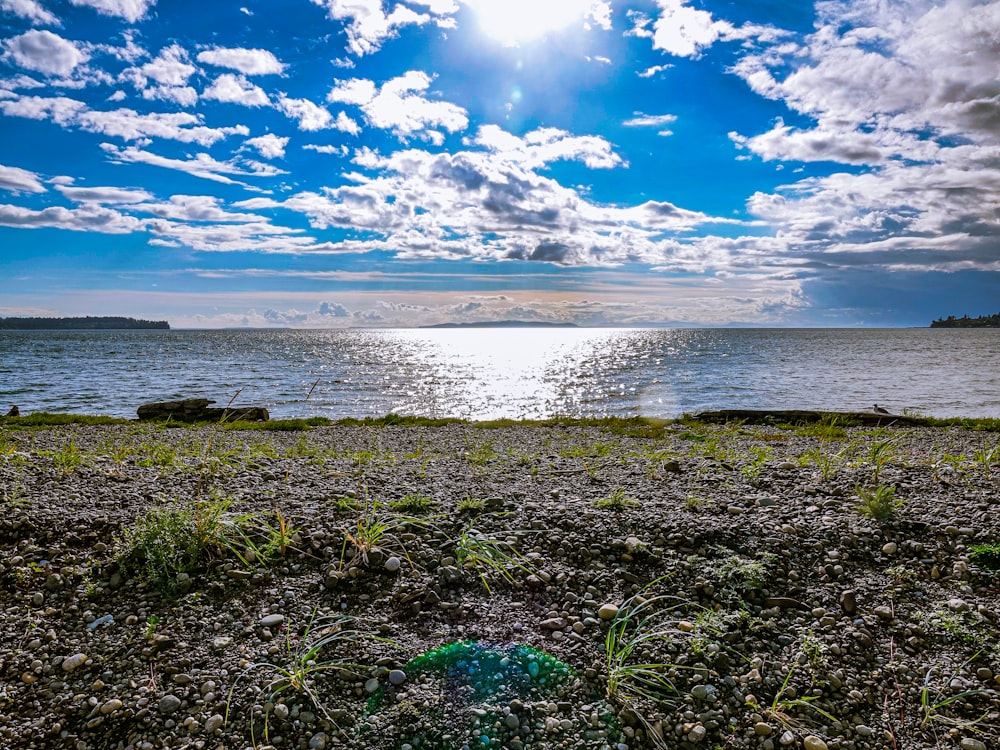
137;398;269;423
692;409;925;426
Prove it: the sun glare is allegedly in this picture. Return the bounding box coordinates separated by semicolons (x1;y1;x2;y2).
464;0;597;45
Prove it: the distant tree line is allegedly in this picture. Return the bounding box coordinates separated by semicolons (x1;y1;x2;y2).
0;316;170;330
930;313;1000;328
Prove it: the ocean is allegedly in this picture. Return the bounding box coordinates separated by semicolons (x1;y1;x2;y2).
0;328;997;420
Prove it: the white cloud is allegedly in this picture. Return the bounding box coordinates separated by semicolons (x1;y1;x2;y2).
1;0;61;26
78;107;248;146
101;143;285;185
329;71;467;139
276;95;334;131
56;185;153;203
637;64;672;78
139;194;267;222
203;73;270;107
68;0;156;23
623;112;676;135
303;144;349;155
120;44;198;105
0;163;46;193
3;30;87;76
245;133;289;159
0;202;144;233
334;111;361;135
471;124;625;169
196;47;286;75
309;0;439;56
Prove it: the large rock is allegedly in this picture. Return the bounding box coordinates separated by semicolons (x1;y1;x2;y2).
137;398;269;423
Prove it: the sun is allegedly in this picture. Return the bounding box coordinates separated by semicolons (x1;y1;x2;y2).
464;0;601;45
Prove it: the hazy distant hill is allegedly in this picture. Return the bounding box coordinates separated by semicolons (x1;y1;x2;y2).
930;313;1000;328
0;316;170;330
422;320;578;329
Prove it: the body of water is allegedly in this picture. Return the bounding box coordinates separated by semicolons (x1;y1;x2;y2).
0;328;997;420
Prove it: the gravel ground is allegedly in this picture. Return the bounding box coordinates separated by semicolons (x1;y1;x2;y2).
1;419;999;750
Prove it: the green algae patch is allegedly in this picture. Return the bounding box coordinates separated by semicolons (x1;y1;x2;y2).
359;641;623;749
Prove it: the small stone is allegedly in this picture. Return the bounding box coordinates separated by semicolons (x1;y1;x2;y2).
364;677;380;693
959;740;986;750
778;730;796;745
100;699;123;715
976;667;993;681
309;732;327;749
874;606;894;621
505;714;520;729
947;598;971;612
855;725;873;737
273;703;290;720
540;617;566;631
384;556;402;573
882;542;898;555
687;725;707;742
598;604;619;620
204;714;224;733
62;653;88;672
388;669;406;686
754;722;772;736
803;737;828;750
21;672;37;684
726;505;744;515
31;591;44;607
677;620;695;632
158;694;182;715
260;614;285;628
839;590;857;614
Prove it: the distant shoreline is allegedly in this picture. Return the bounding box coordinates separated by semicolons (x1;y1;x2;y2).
0;316;169;330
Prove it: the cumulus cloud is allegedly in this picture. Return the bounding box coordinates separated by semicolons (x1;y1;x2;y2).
328;71;467;139
0;163;46;193
203;74;270;107
2;0;61;26
245;133;289;159
276;95;334;131
724;0;1000;274
636;0;786;58
470;125;624;169
318;301;350;317
196;47;286;75
56;185;153;203
121;44;198;105
0;202;145;233
68;0;156;23
3;30;87;76
0;93;248;146
309;0;444;56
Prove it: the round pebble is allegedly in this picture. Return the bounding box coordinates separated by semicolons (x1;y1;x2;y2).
597;604;619;620
388;669;407;686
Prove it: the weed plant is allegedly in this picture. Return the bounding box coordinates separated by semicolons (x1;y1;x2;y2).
454;520;534;593
919;655;992;733
747;664;837;732
970;543;1000;572
595;487;640;510
226;612;394;744
389;494;437;513
855;484;905;520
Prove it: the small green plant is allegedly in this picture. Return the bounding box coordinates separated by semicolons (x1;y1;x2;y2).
47;435;85;474
144;615;161;640
683;494;705;511
457;496;485;513
2;474;28;508
865;438;898;484
340;500;431;569
795;417;848;440
970;542;1000;572
799;447;844;482
454;521;534;593
973;442;999;476
114;495;264;594
920;655;991;731
463;435;497;465
749;664;837;732
389;494;437;513
226;611;393;743
855;484;904;520
740;446;772;484
595;487;640;510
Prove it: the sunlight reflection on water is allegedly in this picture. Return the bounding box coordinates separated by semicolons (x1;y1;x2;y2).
1;327;997;419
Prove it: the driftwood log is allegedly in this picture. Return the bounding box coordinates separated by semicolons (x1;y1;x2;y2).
692;409;926;426
137;398;269;423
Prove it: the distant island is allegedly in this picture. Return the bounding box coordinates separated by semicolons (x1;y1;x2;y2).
930;313;1000;328
0;316;170;330
422;321;579;329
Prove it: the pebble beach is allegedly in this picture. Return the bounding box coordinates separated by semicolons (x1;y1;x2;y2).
1;418;998;750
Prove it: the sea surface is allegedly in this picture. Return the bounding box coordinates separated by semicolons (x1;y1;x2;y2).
0;328;997;420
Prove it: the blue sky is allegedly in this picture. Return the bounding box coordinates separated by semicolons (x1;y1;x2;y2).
1;0;998;328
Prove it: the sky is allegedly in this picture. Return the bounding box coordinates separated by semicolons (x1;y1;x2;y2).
1;0;998;328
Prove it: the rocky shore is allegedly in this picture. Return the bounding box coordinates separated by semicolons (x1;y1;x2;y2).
1;418;998;750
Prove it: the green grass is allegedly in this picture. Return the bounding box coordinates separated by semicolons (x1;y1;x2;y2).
388;494;437;513
226;611;394;743
855;484;905;520
454;521;534;593
970;543;1000;572
594;487;640;510
114;494;272;594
